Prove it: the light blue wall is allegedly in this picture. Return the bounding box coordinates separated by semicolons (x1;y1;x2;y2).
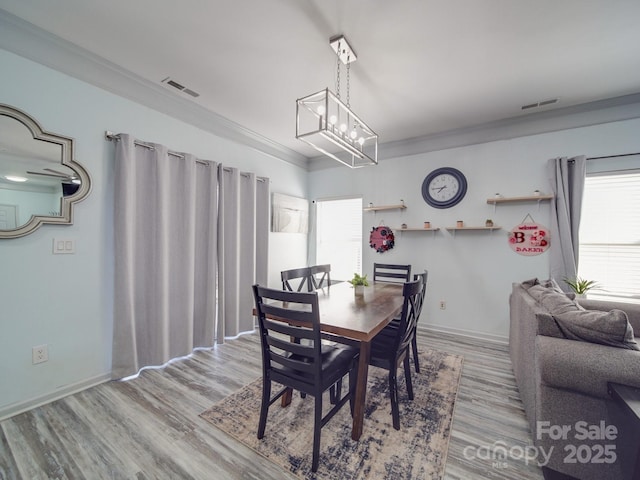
0;186;61;226
308;117;640;341
0;49;308;417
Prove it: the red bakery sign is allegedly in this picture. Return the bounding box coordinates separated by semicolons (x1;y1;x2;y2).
508;222;550;256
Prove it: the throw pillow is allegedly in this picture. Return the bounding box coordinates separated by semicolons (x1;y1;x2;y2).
526;284;584;314
552;309;640;351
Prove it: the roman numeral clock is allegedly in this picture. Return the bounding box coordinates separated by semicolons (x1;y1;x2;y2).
421;167;467;208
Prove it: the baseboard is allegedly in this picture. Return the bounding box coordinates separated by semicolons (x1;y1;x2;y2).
420;323;509;346
0;372;111;422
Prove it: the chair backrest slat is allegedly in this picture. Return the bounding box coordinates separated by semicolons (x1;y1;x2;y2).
281;267;315;292
373;263;412;283
310;264;331;289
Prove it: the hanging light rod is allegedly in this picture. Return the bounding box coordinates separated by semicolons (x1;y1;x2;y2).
296;34;378;168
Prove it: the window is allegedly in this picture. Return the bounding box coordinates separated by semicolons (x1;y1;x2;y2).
578;170;640;301
315;197;362;282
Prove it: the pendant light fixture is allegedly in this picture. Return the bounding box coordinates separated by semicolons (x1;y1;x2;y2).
296;35;378;168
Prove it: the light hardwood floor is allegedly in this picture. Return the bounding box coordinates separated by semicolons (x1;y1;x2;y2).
0;329;544;479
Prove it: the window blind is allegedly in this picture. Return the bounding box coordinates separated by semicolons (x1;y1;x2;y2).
579;171;640;300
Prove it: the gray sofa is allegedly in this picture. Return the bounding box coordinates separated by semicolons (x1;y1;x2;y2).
509;279;640;480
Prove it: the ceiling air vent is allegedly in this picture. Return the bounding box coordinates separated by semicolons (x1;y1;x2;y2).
521;98;559;110
161;77;200;98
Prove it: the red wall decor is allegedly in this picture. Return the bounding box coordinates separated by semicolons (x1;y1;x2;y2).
508;216;550;256
369;226;395;253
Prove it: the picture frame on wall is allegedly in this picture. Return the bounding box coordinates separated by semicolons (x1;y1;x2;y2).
271;193;309;234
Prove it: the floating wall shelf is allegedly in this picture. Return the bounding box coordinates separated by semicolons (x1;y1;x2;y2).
364;204;407;212
446;226;502;238
445;226;502;231
486;194;554;204
397;227;440;231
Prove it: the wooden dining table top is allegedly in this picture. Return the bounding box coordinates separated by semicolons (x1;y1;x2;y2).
307;281;405;341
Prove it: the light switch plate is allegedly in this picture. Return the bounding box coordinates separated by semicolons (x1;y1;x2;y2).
52;238;75;254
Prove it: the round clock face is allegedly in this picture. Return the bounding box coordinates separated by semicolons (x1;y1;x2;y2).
421;167;467;208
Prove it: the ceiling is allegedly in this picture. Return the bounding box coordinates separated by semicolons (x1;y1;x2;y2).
1;0;640;165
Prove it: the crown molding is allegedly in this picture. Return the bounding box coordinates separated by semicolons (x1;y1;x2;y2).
308;92;640;171
0;9;309;170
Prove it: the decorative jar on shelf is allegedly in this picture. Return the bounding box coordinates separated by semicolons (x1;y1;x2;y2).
456;220;464;228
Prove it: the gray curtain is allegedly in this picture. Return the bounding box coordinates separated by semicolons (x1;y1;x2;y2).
217;167;269;341
112;134;218;379
547;155;587;289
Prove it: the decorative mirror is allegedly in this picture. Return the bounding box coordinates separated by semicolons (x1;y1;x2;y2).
0;104;91;239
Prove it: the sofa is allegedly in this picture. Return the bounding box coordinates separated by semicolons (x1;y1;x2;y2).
509;279;640;480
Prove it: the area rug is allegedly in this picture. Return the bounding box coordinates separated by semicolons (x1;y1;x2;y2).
200;349;463;479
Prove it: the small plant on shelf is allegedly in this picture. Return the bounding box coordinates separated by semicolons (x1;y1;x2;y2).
485;219;494;227
563;276;598;296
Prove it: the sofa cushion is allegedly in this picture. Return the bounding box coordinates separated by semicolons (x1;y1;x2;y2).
525;284;583;314
552;309;640;350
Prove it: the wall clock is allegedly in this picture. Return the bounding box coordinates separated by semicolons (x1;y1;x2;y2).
421;167;467;208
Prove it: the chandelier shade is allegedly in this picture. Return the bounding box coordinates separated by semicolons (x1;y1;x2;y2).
296;35;378;168
296;88;378;168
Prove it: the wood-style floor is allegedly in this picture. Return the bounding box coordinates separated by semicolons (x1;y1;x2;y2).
0;329;544;480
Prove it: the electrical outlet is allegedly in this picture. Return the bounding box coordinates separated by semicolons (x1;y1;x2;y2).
439;300;446;310
32;345;48;364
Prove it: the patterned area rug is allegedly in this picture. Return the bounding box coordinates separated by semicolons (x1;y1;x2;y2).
200;349;463;479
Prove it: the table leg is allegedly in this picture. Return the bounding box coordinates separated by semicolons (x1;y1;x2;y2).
352;340;371;440
281;387;293;407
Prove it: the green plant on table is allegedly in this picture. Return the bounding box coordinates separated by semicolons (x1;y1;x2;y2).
563;276;598;295
348;273;369;287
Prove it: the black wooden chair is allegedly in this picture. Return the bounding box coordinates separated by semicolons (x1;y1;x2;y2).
380;271;428;373
281;267;314;292
373;263;412;283
252;285;359;472
369;277;422;430
310;264;331;289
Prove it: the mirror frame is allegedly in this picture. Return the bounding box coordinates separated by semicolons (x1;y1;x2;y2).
0;104;91;239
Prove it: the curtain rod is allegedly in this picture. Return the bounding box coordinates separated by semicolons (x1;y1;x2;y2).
105;131;267;182
105;131;211;164
587;152;640;160
221;167;268;182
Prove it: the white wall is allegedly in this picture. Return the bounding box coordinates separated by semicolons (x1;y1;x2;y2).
308;118;640;341
0;49;307;417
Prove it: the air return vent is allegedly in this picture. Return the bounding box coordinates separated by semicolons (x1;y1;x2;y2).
161;77;200;98
521;98;558;110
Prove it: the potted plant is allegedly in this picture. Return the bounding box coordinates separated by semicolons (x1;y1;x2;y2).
563;276;599;297
485;219;494;227
348;273;369;295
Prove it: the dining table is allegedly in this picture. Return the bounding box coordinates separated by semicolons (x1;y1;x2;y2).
257;281;405;441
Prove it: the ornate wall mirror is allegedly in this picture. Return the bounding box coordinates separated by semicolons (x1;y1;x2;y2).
0;104;91;239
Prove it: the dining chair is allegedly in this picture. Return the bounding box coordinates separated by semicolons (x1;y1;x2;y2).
369;277;422;430
379;270;428;373
252;284;359;472
373;263;412;283
310;264;331;289
409;271;428;372
281;266;314;292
